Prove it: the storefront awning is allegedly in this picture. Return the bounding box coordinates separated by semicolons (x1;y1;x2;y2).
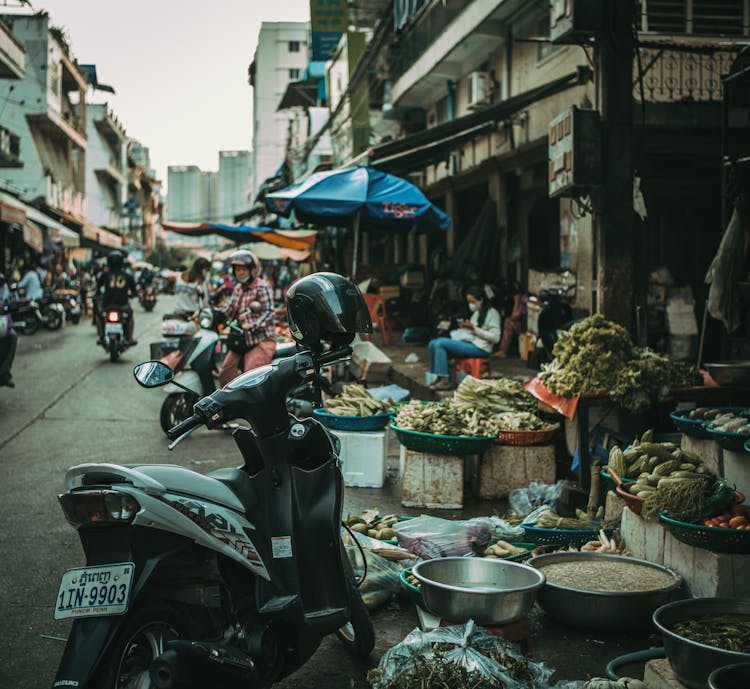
82;222;122;249
28;219;79;248
2;194;81;248
367;66;593;175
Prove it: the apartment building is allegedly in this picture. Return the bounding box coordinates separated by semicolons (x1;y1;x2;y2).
248;21;309;203
218;150;251;224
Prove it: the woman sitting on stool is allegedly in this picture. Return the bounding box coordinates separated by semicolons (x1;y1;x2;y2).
428;286;501;390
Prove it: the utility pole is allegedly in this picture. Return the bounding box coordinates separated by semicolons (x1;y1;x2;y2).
596;0;635;331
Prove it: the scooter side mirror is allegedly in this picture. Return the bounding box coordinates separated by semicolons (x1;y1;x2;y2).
133;361;174;388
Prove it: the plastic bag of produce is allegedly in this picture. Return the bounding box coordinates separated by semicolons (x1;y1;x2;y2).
342;528;417;563
368;619;554;689
392;515;494;559
509;480;567;517
344;544;402;610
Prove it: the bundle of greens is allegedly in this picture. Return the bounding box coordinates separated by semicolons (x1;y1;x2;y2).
453;376;537;415
538;314;702;412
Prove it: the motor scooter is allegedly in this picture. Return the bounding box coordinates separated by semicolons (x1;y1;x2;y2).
6;283;43;335
39;289;65;330
527;284;580;366
154;308;314;434
101;306;132;362
51;347;374;689
140;283;158;312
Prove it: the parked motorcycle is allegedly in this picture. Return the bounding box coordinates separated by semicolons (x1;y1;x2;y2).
155;308;312;435
527;284;580;365
6;284;42;335
39;289;66;331
52;347;374;688
139;283;158;312
101;306;132;362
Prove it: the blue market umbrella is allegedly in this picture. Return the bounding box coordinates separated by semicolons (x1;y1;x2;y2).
265;166;450;274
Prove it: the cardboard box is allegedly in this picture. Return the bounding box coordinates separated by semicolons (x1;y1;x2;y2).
526;301;541;335
350;340;392;383
330;429;387;488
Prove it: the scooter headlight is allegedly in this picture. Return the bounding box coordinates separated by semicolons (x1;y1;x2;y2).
198;308;213;330
59;490;140;528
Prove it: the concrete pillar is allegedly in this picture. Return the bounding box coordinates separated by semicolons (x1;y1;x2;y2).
488;169;507;277
445;189;456;255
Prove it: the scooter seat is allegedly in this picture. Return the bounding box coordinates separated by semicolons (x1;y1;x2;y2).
274;343;298;359
131;464;245;512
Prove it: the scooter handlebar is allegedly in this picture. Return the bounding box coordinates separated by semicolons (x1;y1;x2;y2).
167;413;202;440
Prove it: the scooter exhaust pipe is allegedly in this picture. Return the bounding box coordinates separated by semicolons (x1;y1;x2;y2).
150;640;260;689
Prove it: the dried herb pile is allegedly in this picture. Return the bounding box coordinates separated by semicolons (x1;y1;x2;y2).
539;314;702;412
673;614;750;653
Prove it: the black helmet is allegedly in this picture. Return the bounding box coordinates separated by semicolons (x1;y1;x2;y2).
107;251;124;270
286;273;372;351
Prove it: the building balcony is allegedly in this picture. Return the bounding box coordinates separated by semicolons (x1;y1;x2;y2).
46;178;87;220
106;209;124;232
0;19;25;79
95;157;127;186
27;106;87;150
0;124;22;168
94;108;127;145
391;0;525;107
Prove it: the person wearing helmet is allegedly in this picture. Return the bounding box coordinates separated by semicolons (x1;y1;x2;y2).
95;251;137;345
217;250;276;387
285;272;372;353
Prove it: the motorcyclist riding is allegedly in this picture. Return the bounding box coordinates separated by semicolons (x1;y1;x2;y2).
216;249;276;387
95;251;137;346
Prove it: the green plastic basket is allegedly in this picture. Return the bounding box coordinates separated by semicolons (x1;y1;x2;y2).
399;567;425;608
669;408;711;439
390;423;495;456
706;425;750;452
521;524;614;548
600;467;635;493
659;510;750;554
486;541;538;562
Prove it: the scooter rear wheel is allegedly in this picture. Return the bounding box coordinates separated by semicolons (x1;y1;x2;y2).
160;392;199;436
109;338;119;363
44;308;63;331
15;314;40;335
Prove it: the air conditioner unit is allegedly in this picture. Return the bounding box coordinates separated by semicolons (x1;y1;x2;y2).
467;71;490;110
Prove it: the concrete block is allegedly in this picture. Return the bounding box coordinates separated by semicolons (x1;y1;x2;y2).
621;507;657;562
681;435;723;476
477;444;556;500
605;490;626;522
644;658;689;689
722;450;750;493
401;450;464;509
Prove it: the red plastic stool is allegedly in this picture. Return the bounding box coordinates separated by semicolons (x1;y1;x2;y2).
449;357;491;386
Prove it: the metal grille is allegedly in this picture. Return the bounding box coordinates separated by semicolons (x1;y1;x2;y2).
642;0;749;36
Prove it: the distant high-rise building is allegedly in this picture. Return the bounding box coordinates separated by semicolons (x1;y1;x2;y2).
249;21;308;203
218;151;251;224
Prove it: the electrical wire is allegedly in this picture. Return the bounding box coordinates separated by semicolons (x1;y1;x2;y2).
341;521;368;587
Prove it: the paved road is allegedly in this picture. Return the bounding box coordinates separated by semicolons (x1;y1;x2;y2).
0;299;652;688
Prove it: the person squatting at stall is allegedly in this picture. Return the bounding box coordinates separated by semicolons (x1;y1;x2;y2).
427;285;501;390
217;250;276;387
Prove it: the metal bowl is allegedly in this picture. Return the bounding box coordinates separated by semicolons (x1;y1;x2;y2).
704;361;750;387
653;598;750;689
411;557;545;625
528;552;683;631
708;662;750;689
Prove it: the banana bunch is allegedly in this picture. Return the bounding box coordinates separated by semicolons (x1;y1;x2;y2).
325;385;394;417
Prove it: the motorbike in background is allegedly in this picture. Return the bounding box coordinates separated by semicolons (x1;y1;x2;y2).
39;289;65;331
101;306;132;362
6;283;42;335
51;348;374;689
527;284;580;366
139;283;158;312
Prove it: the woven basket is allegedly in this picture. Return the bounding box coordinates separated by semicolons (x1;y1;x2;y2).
312;409;391;432
390;423;495;456
659;510;750;554
669;409;711;439
494;427;557;446
521;524;613;548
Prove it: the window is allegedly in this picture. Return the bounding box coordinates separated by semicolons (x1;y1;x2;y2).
289;68;300;80
288;41;300;52
641;0;749;36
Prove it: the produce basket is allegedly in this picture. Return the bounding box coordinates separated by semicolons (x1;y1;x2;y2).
616;482;646;516
494;427;557;446
659;510;750;554
600;467;635;493
390;423;496;456
399;567;425;608
669;409;711;439
521;524;614;548
496;542;538;562
706;425;750;452
312;409;391;432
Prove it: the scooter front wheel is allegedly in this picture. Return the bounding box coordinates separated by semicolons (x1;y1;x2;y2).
160;392;199;436
336;562;375;657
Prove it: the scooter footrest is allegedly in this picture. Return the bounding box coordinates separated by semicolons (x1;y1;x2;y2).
304;607;346;621
258;594;299;615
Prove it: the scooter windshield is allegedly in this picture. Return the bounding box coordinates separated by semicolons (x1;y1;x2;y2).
225;364;274;390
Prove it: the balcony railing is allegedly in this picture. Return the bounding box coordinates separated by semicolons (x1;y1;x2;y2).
46;177;86;219
391;0;464;82
634;44;739;103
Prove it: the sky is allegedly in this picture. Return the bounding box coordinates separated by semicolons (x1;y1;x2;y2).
15;0;311;186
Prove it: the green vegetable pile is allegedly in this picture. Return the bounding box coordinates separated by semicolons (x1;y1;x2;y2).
453;376;537;415
538;314;702;412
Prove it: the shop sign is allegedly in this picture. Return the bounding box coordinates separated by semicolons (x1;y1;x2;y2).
0;201;25;226
379;202;417;219
23;222;43;252
310;0;346;61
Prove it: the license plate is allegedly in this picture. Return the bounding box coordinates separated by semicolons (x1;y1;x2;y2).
54;562;134;620
162;335;180;346
105;323;124;335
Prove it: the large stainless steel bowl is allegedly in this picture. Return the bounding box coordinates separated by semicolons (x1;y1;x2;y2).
704;361;750;387
527;553;683;631
411;557;545;625
653;598;750;689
